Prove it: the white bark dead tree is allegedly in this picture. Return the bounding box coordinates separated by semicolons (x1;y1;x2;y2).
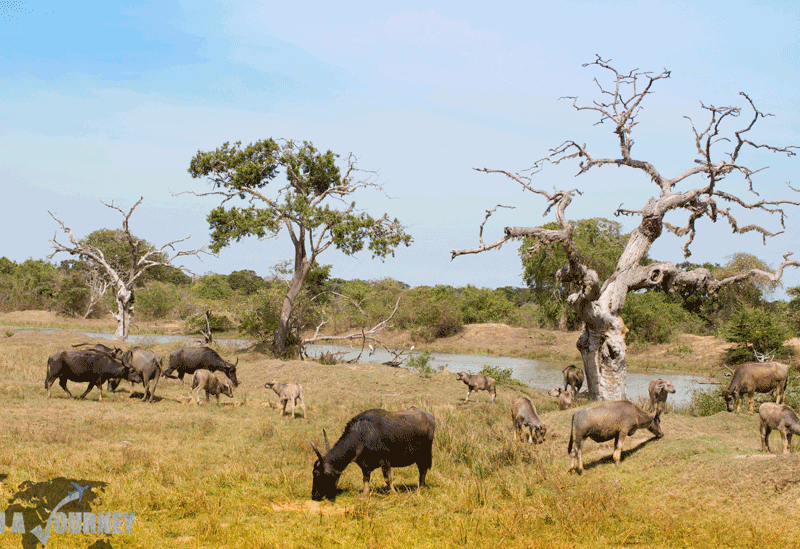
49;197;205;341
452;57;800;400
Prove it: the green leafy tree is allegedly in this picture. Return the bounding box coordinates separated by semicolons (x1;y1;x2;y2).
722;307;792;364
188;139;412;356
520;218;629;329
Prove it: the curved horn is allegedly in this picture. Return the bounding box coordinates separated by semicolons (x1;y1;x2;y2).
323;429;330;453
310;440;323;460
234;358;239;367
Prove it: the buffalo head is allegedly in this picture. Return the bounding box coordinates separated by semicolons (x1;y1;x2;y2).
311;430;340;501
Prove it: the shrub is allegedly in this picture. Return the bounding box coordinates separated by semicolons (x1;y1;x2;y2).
136;281;182;319
406;350;436;377
185;311;236;334
687;386;726;416
478;364;525;387
721;306;792;365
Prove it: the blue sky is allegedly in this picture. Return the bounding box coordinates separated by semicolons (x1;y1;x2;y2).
2;0;799;296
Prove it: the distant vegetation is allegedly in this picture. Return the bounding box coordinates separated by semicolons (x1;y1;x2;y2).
1;239;798;364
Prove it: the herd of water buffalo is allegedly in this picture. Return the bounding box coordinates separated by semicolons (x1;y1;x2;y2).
42;343;797;499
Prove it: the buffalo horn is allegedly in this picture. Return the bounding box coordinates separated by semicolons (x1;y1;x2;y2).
323;429;330;453
311;440;323;460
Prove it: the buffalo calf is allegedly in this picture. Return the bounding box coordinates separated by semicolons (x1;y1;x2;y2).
456;372;496;404
264;381;306;419
648;379;675;414
759;402;800;454
191;369;234;405
511;395;547;444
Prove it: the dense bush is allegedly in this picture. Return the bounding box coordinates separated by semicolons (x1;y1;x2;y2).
687;387;727;416
621;291;694;345
721;306;793;365
136;281;182;319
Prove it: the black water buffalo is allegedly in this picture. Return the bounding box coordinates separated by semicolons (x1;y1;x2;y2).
311;407;435;501
71;343;124;361
110;347;162;402
163;347;239;387
45;350;143;401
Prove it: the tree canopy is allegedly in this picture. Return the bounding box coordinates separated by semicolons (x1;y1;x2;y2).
188;139;412;356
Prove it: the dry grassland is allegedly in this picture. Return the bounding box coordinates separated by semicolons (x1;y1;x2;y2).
0;317;799;547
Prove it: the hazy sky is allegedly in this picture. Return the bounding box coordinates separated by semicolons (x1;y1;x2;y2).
2;1;799;296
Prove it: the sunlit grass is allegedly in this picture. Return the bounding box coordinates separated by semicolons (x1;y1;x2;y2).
1;330;799;547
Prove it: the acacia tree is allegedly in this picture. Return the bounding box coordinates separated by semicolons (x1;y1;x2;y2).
187;139;412;356
453;57;799;400
49;197;204;340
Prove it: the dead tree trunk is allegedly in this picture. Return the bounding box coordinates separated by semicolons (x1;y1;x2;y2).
452;57;800;400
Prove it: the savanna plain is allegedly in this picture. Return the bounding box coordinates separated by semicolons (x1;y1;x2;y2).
2;313;800;548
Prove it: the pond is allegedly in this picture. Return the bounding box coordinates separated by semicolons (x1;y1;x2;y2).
308;343;714;408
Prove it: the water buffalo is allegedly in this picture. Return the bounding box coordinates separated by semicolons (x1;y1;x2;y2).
721;361;788;414
45;350;143;401
511;395;547;444
759;402;800;454
548;387;574;410
456;372;496;404
163;347;239;387
191;369;234;405
111;348;162;402
311;407;435;501
71;342;124;361
648;379;676;414
563;364;585;395
568;401;663;474
264;381;306;419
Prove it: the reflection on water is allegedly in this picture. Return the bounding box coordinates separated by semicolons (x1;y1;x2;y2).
309;344;711;407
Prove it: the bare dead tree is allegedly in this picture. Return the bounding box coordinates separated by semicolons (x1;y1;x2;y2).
49;197;206;341
83;262;109;319
301;293;406;362
452;56;800;400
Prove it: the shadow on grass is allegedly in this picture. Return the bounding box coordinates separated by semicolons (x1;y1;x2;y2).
579;436;663;472
7;477;109;549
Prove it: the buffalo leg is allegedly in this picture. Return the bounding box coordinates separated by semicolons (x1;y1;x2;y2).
571;442;584;474
78;382;96;400
465;389;472;402
784;431;792;454
59;378;74;398
147;370;160;403
361;470;372;497
382;463;395;493
613;434;625;465
761;423;772;452
748;394;756;415
281;399;288;417
299;396;306;419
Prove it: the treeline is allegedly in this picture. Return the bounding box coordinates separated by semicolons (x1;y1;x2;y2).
1;254;799;363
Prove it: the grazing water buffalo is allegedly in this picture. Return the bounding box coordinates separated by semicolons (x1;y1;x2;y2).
562;365;585;395
456;372;496;404
759;402;800;454
264;381;306;419
191;369;234;405
164;347;239;387
722;361;788;414
45;350;143;401
548;387;574;410
311;407;435;501
568;401;663;474
648;379;676;414
110;348;162;402
511;395;547;444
